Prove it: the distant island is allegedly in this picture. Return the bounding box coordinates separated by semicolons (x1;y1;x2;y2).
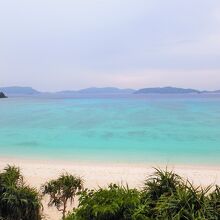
1;86;220;96
135;87;200;94
0;92;7;98
57;87;135;95
77;87;135;94
0;86;40;96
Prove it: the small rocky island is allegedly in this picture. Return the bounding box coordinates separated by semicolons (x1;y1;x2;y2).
0;92;7;98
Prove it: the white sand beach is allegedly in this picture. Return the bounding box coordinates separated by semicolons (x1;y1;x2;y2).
0;157;220;220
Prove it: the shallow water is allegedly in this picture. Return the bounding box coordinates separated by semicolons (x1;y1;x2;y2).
0;95;220;165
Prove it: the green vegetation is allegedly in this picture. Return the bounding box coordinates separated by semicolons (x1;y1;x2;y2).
0;165;42;220
42;173;84;219
65;168;220;220
66;184;141;220
0;165;220;220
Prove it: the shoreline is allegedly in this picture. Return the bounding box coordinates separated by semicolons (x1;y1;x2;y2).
1;154;220;169
1;156;220;187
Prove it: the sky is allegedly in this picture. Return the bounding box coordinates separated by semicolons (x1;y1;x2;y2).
0;0;220;91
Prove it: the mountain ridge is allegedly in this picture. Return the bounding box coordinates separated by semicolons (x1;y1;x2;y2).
134;86;200;94
1;86;220;96
77;87;135;94
0;86;40;95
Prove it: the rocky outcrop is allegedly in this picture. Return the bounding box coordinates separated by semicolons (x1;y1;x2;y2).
0;92;7;98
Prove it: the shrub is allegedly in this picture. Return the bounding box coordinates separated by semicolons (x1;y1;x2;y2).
66;184;141;220
42;173;83;219
0;165;42;220
66;168;220;220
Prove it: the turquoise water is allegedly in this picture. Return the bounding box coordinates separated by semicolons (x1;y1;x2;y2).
0;95;220;165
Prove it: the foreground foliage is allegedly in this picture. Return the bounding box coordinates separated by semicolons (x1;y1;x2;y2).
0;165;42;220
65;168;220;220
67;184;141;220
0;165;220;220
42;173;83;219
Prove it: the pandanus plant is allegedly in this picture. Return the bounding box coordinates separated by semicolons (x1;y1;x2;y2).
42;173;84;219
0;165;42;220
65;168;220;220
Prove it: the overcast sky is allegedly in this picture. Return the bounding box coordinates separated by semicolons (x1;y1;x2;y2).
0;0;220;91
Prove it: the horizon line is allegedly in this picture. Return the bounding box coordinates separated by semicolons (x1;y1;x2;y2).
0;85;219;93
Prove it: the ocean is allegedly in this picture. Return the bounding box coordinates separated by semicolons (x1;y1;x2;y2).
0;94;220;165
